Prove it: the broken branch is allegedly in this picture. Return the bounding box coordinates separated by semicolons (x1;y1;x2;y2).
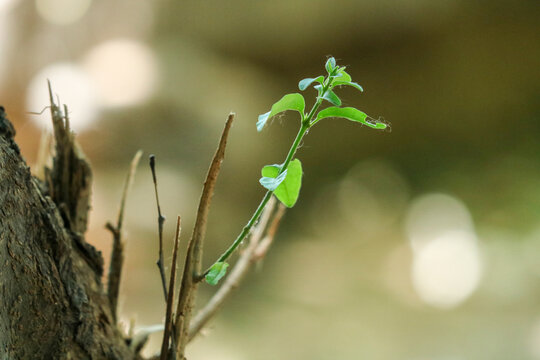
106;149;143;322
174;113;234;357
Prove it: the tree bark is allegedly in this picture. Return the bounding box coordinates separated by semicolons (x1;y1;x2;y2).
0;106;137;359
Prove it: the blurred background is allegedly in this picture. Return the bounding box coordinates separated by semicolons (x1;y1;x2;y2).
1;0;539;358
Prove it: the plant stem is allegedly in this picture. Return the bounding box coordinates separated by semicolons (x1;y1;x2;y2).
211;125;306;268
204;83;330;276
214;190;273;266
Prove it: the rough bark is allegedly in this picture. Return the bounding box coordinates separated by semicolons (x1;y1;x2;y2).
0;106;136;359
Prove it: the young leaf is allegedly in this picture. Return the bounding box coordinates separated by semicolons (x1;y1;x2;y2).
321;89;342;106
257;93;305;132
313;107;386;129
261;159;303;207
298;76;324;91
334;81;364;92
314;84;323;96
332;69;363;91
259;169;288;191
205;262;229;285
325;57;336;74
332;69;351;83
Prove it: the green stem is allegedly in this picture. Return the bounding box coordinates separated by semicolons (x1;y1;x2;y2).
206;123;309;274
204;76;332;277
281;123;309;175
215;190;273;265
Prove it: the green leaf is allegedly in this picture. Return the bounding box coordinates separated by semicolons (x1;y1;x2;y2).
332;69;352;83
261;159;303;207
321;89;341;106
298;76;324;91
325;57;336;74
331;69;363;91
313;107;387;129
257;93;305;132
259;169;288;191
335;81;364;92
205;262;229;285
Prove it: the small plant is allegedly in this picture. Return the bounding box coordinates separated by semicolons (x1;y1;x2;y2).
204;57;387;285
0;56;388;359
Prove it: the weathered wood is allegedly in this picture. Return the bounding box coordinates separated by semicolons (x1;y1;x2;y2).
0;106;136;359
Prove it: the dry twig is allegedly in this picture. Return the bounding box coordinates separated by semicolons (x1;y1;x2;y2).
160;216;182;360
254;203;286;261
174;113;234;357
105;149;143;321
149;154;169;301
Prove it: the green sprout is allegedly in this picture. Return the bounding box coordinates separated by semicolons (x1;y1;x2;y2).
205;57;387;285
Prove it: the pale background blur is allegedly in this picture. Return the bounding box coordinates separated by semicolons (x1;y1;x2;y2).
1;0;539;359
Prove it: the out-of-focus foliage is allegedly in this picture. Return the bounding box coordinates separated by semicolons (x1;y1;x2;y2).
0;0;539;359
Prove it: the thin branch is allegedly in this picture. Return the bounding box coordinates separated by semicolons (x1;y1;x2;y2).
253;203;286;261
193;112;235;282
106;149;143;322
149;154;168;302
188;198;286;342
117;150;143;230
174;113;234;357
160;216;181;360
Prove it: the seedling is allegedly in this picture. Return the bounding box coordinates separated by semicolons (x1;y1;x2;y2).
204;57;387;285
3;57;388;358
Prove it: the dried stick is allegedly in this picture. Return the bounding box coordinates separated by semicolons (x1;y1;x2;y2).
149;154;169;301
188;199;286;341
106;149;143;321
160;216;182;360
174;113;234;357
253;203;286;261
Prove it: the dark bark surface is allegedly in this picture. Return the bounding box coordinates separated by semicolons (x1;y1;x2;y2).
0;106;136;359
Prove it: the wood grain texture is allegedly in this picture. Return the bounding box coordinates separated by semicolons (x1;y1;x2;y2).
0;106;136;359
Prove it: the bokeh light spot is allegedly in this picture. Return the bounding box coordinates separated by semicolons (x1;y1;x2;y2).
0;0;20;11
83;39;158;108
35;0;92;25
411;230;482;308
405;193;483;308
26;62;99;132
529;318;540;359
405;193;474;251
